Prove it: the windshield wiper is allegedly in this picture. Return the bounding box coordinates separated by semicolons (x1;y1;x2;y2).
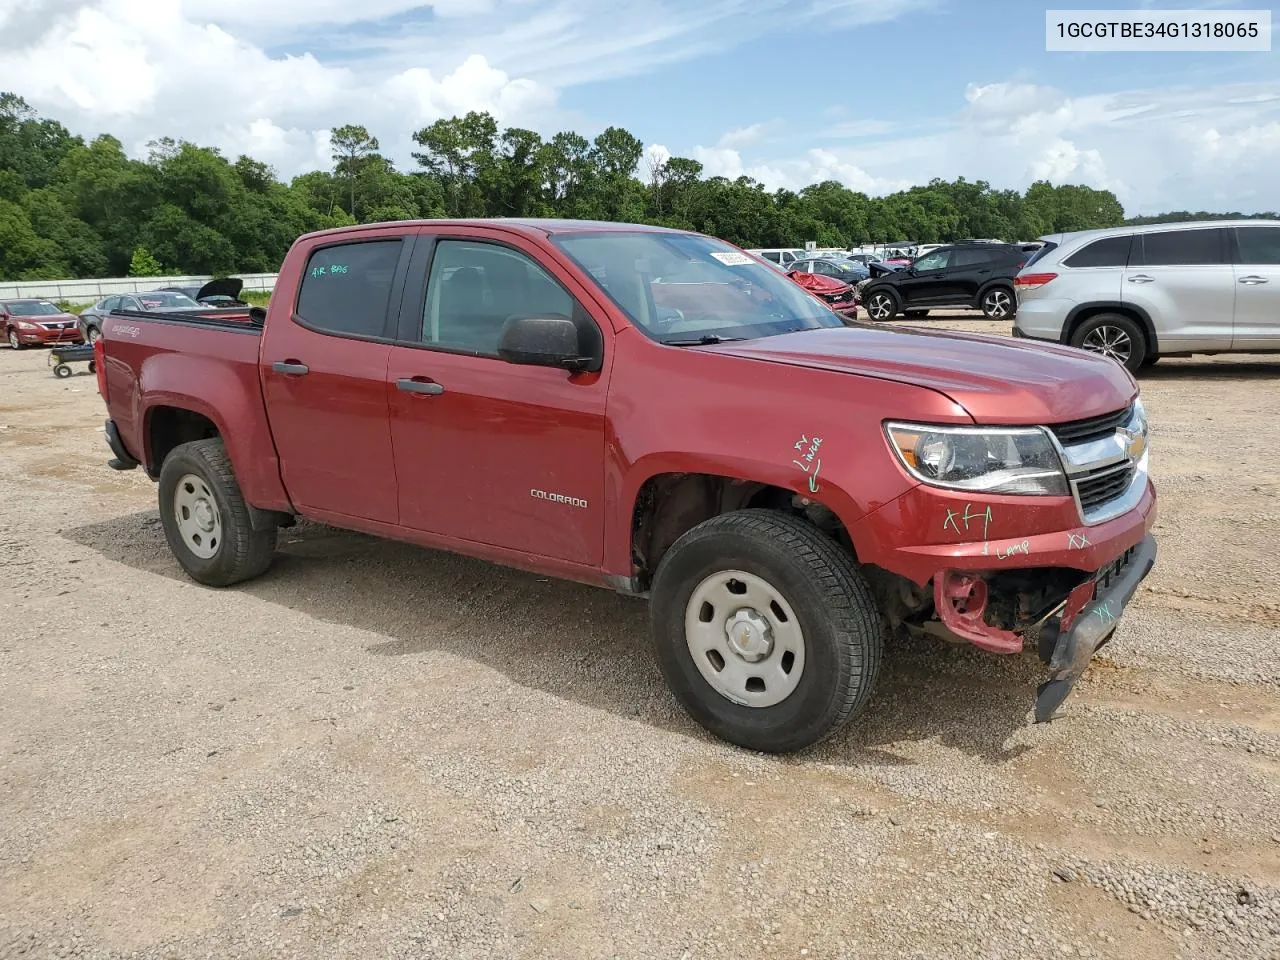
660;334;746;346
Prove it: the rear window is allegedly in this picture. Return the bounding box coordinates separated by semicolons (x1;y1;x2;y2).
296;239;403;339
1136;228;1227;266
1063;236;1131;268
1235;226;1280;264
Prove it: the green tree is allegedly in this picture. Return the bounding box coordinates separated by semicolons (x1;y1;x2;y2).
129;246;163;276
330;124;381;219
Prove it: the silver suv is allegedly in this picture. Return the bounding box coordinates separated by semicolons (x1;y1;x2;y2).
1012;220;1280;372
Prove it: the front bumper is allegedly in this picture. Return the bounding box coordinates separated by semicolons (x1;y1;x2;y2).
1034;534;1157;721
850;478;1157;720
15;327;84;345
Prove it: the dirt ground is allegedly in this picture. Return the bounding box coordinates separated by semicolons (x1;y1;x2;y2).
1;318;1277;960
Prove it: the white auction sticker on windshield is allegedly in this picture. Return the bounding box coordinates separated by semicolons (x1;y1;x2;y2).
710;251;753;266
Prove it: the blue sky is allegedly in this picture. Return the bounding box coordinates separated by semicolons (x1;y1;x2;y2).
6;0;1280;214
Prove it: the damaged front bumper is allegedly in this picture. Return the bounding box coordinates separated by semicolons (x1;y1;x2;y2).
1032;534;1157;722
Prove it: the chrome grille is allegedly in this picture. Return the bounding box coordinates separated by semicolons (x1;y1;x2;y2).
1052;402;1147;524
1075;462;1136;511
1050;403;1134;446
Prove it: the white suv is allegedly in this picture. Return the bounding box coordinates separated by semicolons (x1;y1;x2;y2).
1012;220;1280;372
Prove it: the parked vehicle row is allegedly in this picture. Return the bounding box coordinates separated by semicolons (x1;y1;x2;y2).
1013;219;1280;371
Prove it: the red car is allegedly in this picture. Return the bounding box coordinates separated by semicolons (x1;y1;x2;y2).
747;253;859;321
95;219;1156;753
786;270;859;321
2;299;85;349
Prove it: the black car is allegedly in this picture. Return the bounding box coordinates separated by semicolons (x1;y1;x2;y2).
858;242;1027;321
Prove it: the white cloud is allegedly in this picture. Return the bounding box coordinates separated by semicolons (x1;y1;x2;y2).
718;123;767;147
4;0;557;177
731;79;1280;212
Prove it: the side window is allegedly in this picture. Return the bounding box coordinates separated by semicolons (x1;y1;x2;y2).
104;297;122;311
1235;227;1280;264
422;240;578;357
117;297;135;311
296;239;403;338
1137;229;1227;266
914;250;951;272
812;261;836;276
1063;236;1131;268
952;248;993;268
762;251;781;264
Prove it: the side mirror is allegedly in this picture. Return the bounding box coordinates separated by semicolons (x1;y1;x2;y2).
497;315;594;372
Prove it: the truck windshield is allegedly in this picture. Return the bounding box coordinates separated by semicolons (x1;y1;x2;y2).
554;231;844;344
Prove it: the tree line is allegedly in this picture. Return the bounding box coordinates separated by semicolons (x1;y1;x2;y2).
2;91;1269;282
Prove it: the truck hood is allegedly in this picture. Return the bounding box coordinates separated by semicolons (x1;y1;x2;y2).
707;324;1137;424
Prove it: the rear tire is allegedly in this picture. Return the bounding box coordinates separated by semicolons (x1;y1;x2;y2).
649;509;885;753
158;438;277;587
1070;313;1147;373
980;286;1015;320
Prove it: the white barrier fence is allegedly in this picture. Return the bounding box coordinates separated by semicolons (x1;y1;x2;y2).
0;273;278;302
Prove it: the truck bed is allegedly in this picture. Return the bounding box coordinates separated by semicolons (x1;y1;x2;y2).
99;306;290;511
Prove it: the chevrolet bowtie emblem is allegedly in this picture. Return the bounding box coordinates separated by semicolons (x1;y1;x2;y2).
1119;427;1146;460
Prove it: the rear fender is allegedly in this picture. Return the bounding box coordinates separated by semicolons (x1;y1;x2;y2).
138;353;291;511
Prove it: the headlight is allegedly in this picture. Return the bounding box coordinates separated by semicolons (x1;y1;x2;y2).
885;422;1069;495
15;321;38;330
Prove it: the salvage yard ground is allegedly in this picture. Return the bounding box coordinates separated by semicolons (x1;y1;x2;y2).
1;315;1277;960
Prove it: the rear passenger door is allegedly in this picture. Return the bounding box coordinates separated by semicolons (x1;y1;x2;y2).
260;231;413;524
385;229;610;567
1230;225;1280;351
1123;228;1234;351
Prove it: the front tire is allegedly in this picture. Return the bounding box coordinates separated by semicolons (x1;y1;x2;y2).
8;329;22;350
86;326;101;344
1070;313;1147;373
649;510;885;753
158;438;277;587
980;286;1015;320
864;291;899;321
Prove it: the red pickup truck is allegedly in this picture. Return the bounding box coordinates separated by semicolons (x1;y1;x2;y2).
94;219;1157;753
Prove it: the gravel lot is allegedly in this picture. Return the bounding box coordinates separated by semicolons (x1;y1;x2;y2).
1;319;1277;960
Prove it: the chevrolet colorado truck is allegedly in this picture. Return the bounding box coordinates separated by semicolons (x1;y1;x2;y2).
94;219;1157;753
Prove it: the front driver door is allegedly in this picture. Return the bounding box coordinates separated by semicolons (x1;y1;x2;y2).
896;249;952;306
386;230;610;567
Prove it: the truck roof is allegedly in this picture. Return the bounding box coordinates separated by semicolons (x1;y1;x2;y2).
302;218;691;242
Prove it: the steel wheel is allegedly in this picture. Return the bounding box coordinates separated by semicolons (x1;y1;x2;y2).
982;288;1013;319
684;569;806;708
1081;324;1133;364
866;293;896;321
173;472;223;560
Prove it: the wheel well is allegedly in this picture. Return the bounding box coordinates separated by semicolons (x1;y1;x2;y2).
1065;305;1158;355
147;406;220;477
630;472;852;589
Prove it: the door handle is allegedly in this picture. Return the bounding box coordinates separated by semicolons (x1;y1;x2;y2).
1127;275;1155;284
271;360;309;375
397;378;445;396
1239;275;1270;285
